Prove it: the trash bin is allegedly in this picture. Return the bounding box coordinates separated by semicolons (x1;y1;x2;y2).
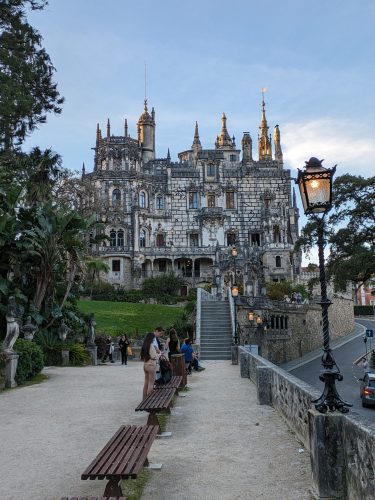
171;353;187;388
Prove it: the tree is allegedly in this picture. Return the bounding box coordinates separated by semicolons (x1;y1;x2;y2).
0;0;64;150
296;174;375;297
85;258;110;298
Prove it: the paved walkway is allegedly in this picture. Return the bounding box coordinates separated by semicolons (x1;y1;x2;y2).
0;361;312;500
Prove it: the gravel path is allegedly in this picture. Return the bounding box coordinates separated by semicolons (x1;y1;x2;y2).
0;360;312;500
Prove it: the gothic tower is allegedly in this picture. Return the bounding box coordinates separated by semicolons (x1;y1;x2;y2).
258;98;272;160
137;99;155;163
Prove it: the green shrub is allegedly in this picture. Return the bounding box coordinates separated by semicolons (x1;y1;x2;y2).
354;305;374;316
66;343;91;366
266;281;308;301
142;273;185;298
34;330;63;366
14;339;44;385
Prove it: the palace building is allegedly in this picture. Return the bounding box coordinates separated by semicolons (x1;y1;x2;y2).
82;97;301;296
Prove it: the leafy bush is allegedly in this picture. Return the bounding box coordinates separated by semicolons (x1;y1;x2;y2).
142;273;185;299
34;330;63;366
66;343;91;366
354;305;374;316
266;281;308;301
14;339;44;385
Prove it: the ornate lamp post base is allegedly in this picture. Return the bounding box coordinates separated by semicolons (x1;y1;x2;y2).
312;358;352;413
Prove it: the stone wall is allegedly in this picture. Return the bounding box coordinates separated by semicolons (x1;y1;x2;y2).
238;296;355;365
239;347;375;499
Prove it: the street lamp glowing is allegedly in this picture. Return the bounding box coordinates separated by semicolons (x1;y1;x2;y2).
231;285;239;297
248;311;254;322
296;157;336;214
256;315;263;325
231;246;238;258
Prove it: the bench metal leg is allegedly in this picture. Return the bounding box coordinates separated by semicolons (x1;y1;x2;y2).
103;478;123;498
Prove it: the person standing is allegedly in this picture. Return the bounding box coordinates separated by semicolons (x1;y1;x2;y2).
140;332;158;399
361;357;370;375
119;335;130;365
166;328;180;362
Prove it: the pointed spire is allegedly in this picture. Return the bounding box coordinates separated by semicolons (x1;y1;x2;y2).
151;107;155;122
167;148;171;163
258;91;272;160
273;124;283;164
82;162;85;177
107;118;110;139
96;123;100;146
293;187;297;207
232;135;236;147
216;112;234;149
124;118;128;138
192;121;202;150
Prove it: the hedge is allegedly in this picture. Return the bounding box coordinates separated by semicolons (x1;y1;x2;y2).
14;339;44;385
354;305;375;316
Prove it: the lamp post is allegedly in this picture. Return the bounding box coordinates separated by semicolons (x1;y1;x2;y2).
296;157;351;413
231;246;238;284
231;284;239;345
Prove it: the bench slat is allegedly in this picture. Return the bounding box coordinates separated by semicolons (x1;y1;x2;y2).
135;388;175;412
107;425;158;477
154;376;182;390
81;425;158;480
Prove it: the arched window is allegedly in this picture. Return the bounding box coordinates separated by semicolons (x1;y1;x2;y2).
276;256;281;268
139;191;146;208
139;229;146;248
156;234;165;247
156;195;164;210
110;230;116;247
112;189;121;205
117;230;124;247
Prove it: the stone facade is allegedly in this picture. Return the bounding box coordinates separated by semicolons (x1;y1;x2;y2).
82;98;301;292
236;296;355;365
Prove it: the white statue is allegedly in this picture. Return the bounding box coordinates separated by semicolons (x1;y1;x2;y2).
2;297;20;353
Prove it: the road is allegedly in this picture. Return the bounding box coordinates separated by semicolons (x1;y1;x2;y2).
291;318;375;420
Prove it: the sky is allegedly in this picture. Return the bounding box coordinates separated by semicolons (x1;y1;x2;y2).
25;0;375;263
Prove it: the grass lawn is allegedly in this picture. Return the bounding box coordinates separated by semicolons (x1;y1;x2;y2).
78;300;185;336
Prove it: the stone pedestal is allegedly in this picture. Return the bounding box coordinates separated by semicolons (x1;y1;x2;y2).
86;345;98;366
4;352;19;388
61;349;70;366
308;410;346;499
171;354;187;388
231;345;239;365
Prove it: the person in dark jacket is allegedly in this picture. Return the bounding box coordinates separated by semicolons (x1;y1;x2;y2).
166;328;180;362
119;334;130;365
181;337;194;375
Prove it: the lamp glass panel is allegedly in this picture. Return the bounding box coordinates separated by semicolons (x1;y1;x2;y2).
231;286;239;297
298;178;309;213
305;176;331;212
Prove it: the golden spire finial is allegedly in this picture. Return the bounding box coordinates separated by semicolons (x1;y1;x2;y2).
258;89;272;160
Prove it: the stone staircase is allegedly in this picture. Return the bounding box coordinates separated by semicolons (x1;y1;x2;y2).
200;301;232;360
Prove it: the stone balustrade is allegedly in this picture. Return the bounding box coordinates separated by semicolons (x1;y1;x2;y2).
238;346;375;499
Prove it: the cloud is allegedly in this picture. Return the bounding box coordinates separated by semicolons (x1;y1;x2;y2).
282;118;375;177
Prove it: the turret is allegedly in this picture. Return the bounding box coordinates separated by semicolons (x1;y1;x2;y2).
81;162;85;178
216;112;235;149
274;124;283;164
107;118;111;140
258;96;272;160
124;118;128;138
241;132;253;163
137;99;155;163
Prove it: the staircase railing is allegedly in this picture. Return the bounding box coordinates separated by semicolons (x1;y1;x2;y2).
196;288;218;345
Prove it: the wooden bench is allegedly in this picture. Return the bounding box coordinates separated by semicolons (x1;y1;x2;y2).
78;424;159;498
154;375;182;394
135;388;175;432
